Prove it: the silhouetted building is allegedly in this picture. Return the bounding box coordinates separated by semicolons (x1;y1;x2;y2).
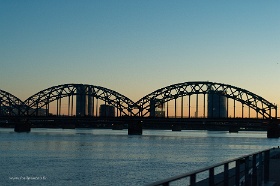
150;99;165;117
76;85;94;116
0;105;46;116
76;85;87;116
87;89;93;116
99;104;115;117
0;106;19;116
207;90;227;118
29;108;47;116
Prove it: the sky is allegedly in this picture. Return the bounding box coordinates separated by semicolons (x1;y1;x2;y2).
1;0;280;108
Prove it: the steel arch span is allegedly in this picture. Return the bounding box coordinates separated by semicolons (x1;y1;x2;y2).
23;84;136;116
0;89;25;116
135;81;277;119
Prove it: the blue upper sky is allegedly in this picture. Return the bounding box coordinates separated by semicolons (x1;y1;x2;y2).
1;0;279;105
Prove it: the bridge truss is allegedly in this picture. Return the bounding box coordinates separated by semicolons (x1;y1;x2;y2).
0;81;277;119
23;84;136;116
0;89;25;116
135;81;277;119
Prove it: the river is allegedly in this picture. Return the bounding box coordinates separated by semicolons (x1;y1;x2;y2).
0;128;279;186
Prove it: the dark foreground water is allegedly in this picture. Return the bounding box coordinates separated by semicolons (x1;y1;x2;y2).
0;128;279;186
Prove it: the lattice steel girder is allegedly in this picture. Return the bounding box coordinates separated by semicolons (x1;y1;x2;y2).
0;89;25;115
135;81;277;118
24;84;137;116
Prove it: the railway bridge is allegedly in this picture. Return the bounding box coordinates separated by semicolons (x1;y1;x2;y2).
0;81;279;137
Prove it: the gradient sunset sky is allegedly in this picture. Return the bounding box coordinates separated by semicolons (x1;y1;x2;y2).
1;0;280;109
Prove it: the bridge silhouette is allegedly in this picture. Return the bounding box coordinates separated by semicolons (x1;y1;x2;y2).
1;81;279;137
0;81;277;119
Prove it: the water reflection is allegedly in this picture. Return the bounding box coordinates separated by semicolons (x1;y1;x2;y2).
0;128;279;186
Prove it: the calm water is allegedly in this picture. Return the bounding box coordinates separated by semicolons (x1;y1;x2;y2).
0;128;279;186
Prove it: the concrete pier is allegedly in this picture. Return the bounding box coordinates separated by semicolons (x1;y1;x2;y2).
62;123;76;129
128;120;142;135
267;121;280;138
229;126;239;133
171;124;182;131
14;119;31;132
112;123;124;130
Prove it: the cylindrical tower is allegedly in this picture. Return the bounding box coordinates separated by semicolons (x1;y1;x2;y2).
76;85;86;116
207;90;227;118
87;88;93;116
99;104;115;117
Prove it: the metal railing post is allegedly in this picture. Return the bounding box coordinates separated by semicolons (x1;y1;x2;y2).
258;152;263;185
235;159;240;186
252;154;257;186
209;167;215;186
245;156;249;186
224;162;229;186
190;173;196;186
264;150;270;183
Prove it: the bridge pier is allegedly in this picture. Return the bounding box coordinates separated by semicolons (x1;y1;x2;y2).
267;120;280;138
128;120;142;135
60;119;76;129
112;123;124;130
172;124;182;131
62;123;76;129
14;118;31;132
229;126;239;133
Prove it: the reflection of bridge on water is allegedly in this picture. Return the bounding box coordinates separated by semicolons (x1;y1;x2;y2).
1;81;280;137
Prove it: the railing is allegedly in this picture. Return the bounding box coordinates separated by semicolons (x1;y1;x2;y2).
147;148;273;186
